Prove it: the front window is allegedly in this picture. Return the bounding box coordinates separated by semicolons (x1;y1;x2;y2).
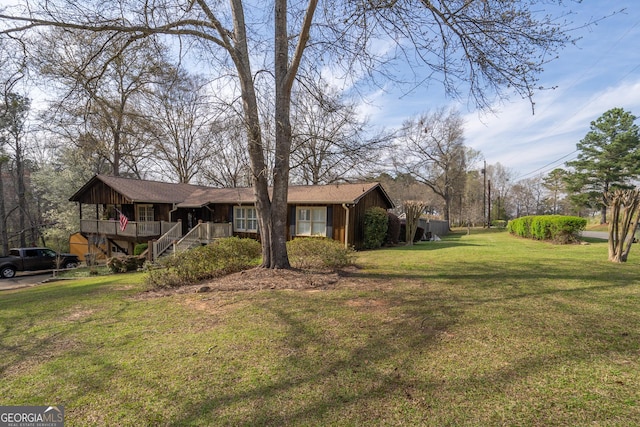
137;204;154;222
234;206;258;232
296;206;327;236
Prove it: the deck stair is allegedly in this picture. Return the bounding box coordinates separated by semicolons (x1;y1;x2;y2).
151;221;233;261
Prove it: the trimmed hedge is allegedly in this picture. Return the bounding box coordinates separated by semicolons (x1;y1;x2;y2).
363;207;389;249
507;215;587;243
287;237;354;269
146;237;262;289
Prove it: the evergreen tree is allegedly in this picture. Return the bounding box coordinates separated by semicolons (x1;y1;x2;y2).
566;108;640;224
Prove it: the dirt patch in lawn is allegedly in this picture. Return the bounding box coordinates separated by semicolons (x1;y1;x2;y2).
138;266;371;298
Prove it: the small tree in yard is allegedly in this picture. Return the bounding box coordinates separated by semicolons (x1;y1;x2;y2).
404;201;428;246
604;189;640;263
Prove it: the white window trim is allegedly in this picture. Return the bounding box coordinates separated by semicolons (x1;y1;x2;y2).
296;206;327;237
234;206;258;232
137;204;154;222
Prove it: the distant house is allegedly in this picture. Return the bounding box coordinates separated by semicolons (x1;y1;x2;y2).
69;175;394;259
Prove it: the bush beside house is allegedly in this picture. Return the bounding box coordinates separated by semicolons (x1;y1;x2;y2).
363;207;389;249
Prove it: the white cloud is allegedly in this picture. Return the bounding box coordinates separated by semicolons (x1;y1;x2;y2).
463;77;640;178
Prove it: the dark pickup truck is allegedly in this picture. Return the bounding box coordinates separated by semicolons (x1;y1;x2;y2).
0;247;80;279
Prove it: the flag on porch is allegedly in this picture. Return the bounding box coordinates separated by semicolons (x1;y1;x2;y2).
116;208;129;231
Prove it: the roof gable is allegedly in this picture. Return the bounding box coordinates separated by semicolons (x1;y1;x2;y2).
69;175;207;204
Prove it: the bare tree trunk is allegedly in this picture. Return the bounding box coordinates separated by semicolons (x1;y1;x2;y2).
228;0;272;267
228;0;316;268
404;201;427;246
0;159;8;255
605;189;640;263
15;143;26;247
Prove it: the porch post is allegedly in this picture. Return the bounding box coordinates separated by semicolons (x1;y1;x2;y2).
342;204;351;248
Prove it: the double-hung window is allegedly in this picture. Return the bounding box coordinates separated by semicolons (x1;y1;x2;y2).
234;206;258;232
296;206;327;236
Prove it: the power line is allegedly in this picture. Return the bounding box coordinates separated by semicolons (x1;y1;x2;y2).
517;150;579;180
510;16;640;181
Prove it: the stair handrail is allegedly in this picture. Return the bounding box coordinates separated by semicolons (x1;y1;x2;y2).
152;221;182;261
174;221;208;253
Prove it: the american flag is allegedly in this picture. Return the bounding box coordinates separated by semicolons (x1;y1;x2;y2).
116;209;129;231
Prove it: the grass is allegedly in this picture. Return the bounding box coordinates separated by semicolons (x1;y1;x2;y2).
1;229;640;426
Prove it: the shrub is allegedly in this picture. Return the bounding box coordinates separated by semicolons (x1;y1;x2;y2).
107;256;146;273
287;237;354;270
146;237;261;289
385;212;401;245
134;243;148;256
363;207;389;249
508;215;586;243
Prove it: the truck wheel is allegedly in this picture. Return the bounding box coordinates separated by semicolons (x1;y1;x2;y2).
1;266;17;279
63;261;78;269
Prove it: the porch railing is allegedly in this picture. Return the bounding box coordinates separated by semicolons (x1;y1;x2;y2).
173;222;233;254
80;219;178;238
174;222;233;252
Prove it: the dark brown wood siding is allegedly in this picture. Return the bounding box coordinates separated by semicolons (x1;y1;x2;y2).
331;204;346;244
155;204;171;221
74;180;132;205
351;187;394;249
284;187;392;249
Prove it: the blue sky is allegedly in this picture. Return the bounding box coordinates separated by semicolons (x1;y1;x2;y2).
358;1;640;180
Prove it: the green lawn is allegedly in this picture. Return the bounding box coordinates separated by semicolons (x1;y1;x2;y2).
1;229;639;426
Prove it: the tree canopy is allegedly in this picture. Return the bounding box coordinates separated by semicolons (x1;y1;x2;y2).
566;108;640;224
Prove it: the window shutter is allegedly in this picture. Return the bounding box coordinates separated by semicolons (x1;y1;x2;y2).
289;205;297;236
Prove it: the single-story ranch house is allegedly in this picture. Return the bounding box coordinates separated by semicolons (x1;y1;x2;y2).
69;175;395;260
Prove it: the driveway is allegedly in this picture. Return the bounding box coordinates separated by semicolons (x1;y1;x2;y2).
581;231;609;240
0;272;54;291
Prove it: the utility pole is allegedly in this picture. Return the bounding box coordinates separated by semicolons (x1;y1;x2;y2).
487;179;491;228
482;160;486;228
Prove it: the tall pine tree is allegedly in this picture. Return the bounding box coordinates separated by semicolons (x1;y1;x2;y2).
566;108;640;224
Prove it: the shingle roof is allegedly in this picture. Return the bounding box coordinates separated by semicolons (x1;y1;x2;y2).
71;175;394;208
177;182;393;207
69;175;209;204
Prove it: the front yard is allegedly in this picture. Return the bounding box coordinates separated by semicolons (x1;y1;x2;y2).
1;229;639;425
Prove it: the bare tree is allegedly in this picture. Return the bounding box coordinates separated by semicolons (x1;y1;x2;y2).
403;200;428;246
33;28;162;177
485;162;516;221
0;93;31;247
395;108;467;222
460;169;484;227
143;67;220;183
290;83;391;184
1;0;578;268
512;176;544;218
200;114;253;188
